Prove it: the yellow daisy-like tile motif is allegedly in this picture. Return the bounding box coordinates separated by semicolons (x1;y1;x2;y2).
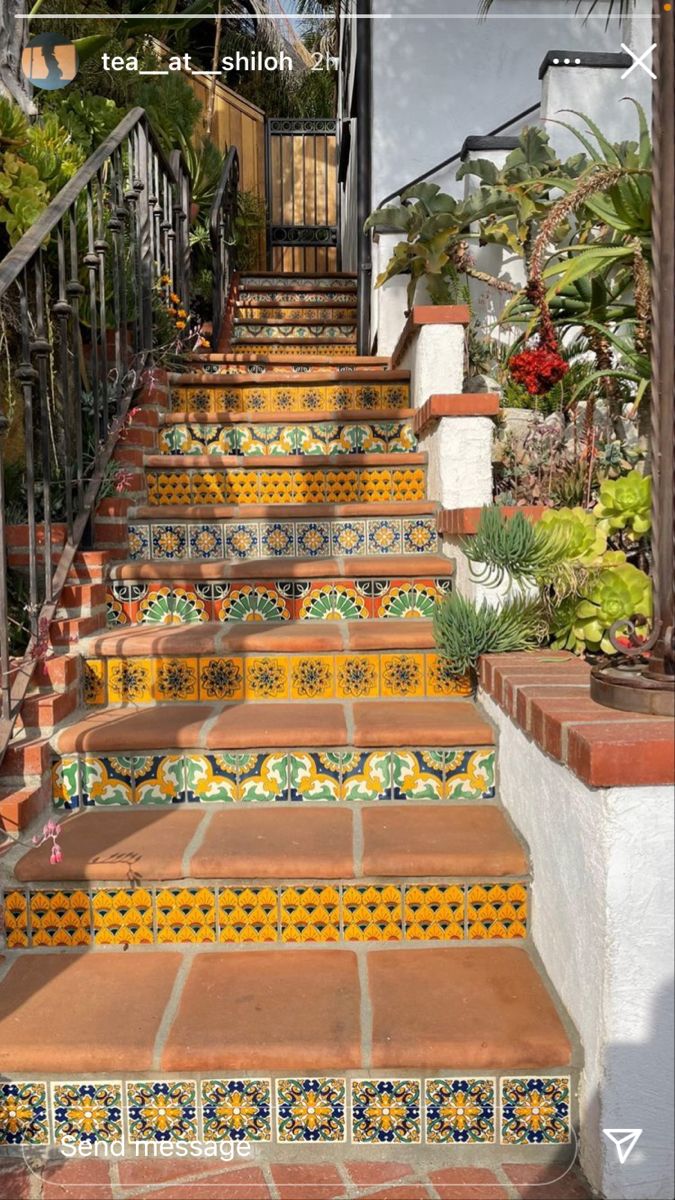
154;657;199;702
381;654;424;698
198;657;244;701
343;885;402;941
281;885;340;942
107;658;153;704
83;659;106;706
335;655;379;699
426;654;473;697
467;883;528;939
290;656;334;700
156;887;217;943
219;887;278;943
245;656;289;699
404;885;465;941
92;889;153;945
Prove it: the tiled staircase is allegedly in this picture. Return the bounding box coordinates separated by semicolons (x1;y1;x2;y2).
0;273;575;1160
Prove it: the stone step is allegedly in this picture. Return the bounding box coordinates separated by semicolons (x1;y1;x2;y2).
184;353;388;373
237;305;357;322
128;503;440;562
105;560;452;625
10;802;526;885
157;416;416;457
144;458;427;507
239;272;358;292
0;947;573;1148
169;372;410;415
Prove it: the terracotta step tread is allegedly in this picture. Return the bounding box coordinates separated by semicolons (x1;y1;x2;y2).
53;699;493;754
82;617;437;656
234;320;358;329
13;805;524;883
109;554;454;581
162;409;415;425
133;500;438;520
170;369;407;385
0;947;571;1073
146;452;427;469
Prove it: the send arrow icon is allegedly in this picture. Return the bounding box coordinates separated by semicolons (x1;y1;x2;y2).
603;1129;643;1163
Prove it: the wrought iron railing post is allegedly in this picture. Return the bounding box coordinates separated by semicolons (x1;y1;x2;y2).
135;122;154;353
590;3;674;715
210;146;239;349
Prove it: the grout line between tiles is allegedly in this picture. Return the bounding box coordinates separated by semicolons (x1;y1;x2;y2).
150;953;193;1072
357;951;373;1071
181;810;215;877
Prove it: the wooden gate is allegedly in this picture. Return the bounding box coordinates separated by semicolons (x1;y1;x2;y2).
265;118;339;273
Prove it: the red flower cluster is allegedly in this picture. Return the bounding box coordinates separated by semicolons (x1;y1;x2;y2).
509;343;569;396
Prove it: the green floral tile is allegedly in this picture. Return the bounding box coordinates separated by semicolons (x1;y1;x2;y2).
52;756;81;809
340;751;392;801
81;756;134;807
445;749;496;801
133;756;186;805
391;750;444;801
237;752;289;802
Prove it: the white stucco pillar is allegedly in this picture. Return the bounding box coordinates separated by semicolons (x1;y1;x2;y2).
539;47;653;162
370;231;409;356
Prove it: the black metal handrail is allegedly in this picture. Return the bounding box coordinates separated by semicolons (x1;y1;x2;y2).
0;106;191;763
209;146;239;349
375;101;541;209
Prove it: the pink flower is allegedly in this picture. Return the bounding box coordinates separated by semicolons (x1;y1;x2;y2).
50;847;63;865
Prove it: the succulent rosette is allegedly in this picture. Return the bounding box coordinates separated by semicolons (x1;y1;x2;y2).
561;562;652;654
593;471;651;539
539;506;607;567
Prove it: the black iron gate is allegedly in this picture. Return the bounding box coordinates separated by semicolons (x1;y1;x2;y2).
265;118;339;273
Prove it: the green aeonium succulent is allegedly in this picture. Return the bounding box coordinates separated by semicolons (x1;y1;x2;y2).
552;562;652;655
594;471;651;539
539;506;607;566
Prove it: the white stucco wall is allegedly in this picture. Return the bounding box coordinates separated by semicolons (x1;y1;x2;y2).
481;692;675;1200
370;0;652;205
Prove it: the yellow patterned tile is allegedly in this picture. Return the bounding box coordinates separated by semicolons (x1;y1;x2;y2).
199;657;244;701
359;468;393;503
325;469;358;503
219;886;278;943
156;886;217;943
30;889;91;947
190;472;228;505
245;656;289;700
467;883;528;940
228;470;260;504
148;472;191;505
426;654;473;697
297;385;328;412
393;468;426;501
92;888;153;945
380;654;424;698
343;885;402;941
335;655;379;699
292;470;326;503
281;886;339;942
290;656;335;700
381;383;409;409
107;658;153;704
154;657;199;702
259;471;294;504
404;885;465;941
243;386;271;412
3;890;28;948
83;658;106;705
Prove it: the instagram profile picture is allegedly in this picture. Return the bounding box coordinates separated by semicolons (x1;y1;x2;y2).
21;33;79;90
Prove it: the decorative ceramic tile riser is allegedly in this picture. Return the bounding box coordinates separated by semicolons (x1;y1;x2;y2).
170;382;408;414
106;578;452;626
0;1075;570;1146
1;881;528;949
241;275;358;291
240;291;357;307
52;748;495;809
158;420;416;457
146;466;426;506
192;362;388;378
129;516;438;562
233;342;358;358
83;652;472;706
233;323;357;342
238;307;357;323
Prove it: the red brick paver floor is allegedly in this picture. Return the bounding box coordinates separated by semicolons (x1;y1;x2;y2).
0;1155;595;1200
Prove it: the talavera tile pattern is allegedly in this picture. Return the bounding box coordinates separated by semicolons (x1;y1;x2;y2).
52;748;496;808
127;515;439;562
157;418;416;457
145;464;426;506
2;876;526;951
106;577;452;626
0;1074;571;1146
170;380;409;414
83;652;472;706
